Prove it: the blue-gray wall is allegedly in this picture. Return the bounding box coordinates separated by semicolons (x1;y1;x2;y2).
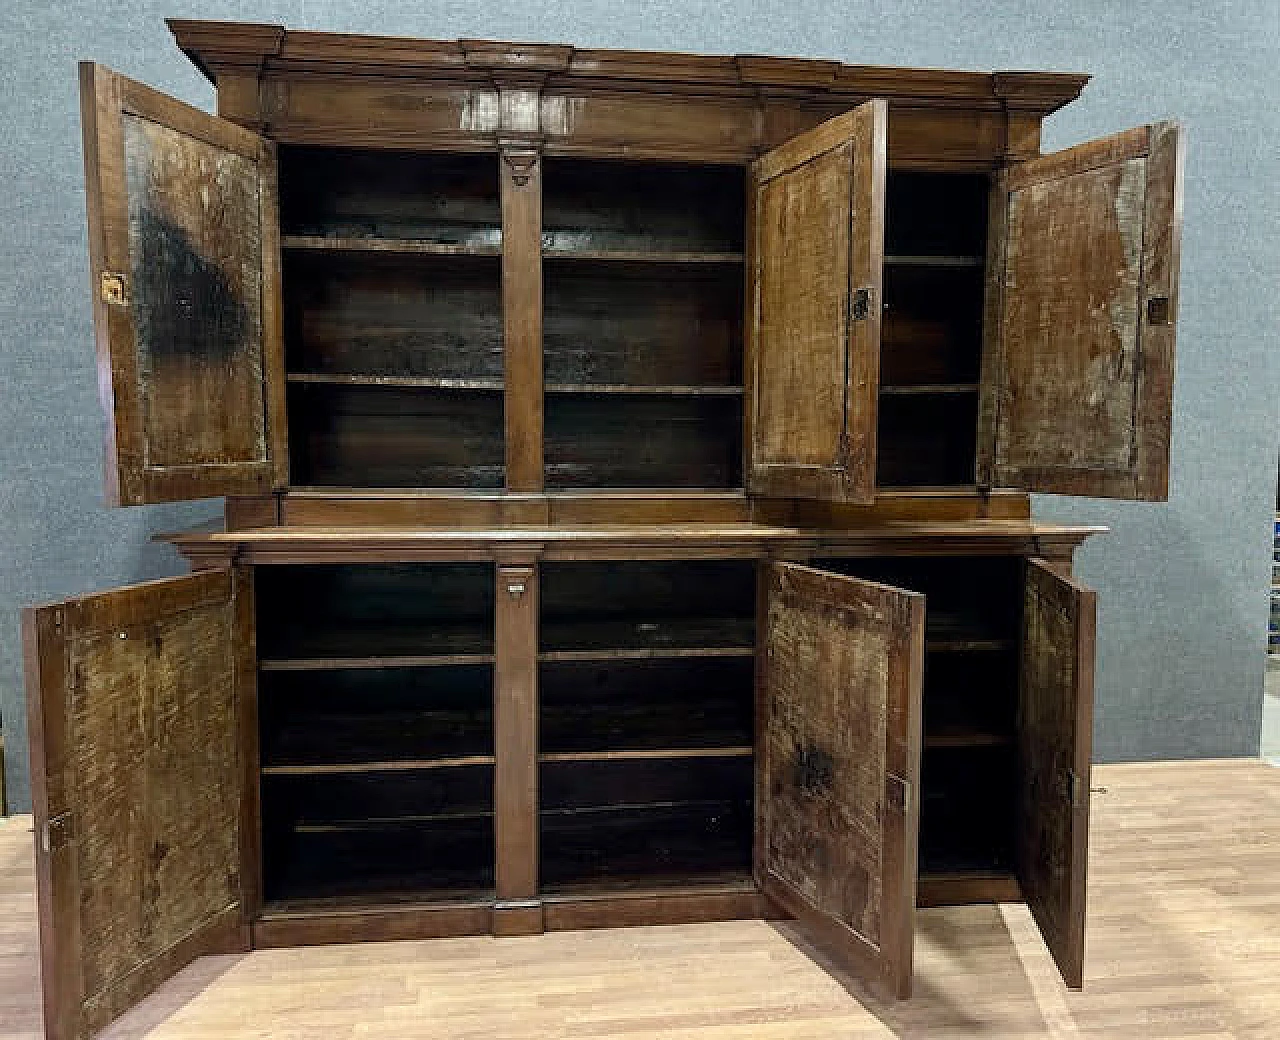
2;1;1277;812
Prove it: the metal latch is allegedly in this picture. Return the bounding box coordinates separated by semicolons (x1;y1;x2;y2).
850;286;873;322
1146;296;1171;325
41;813;72;854
1065;769;1088;807
100;271;127;306
887;774;912;815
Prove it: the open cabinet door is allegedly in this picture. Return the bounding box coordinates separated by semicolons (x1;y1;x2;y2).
22;570;255;1040
81;62;284;505
746;102;886;504
977;122;1184;500
757;562;924;999
1016;560;1096;989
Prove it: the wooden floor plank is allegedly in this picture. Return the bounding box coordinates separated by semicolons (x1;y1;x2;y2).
0;759;1276;1039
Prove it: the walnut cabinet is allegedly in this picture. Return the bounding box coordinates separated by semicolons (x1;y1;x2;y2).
22;19;1183;1040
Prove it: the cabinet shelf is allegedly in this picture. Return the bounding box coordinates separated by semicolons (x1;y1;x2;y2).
881;383;980;396
261;755;496;776
545;383;743;396
924;728;1013;750
260;654;494;672
282;235;502;256
286;373;504;391
543;248;744;264
884;253;984;268
926;638;1014;654
539;747;753;764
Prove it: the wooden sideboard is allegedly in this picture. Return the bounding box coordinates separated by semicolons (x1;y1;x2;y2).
22;19;1182;1040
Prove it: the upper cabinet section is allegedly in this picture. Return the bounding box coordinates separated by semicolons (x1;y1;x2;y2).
80;63;284;504
977;123;1184;501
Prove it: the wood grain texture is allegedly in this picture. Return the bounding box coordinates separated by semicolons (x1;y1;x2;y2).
759;562;924;999
748;102;885;504
501;148;543;492
22;571;249;1040
79;63;276;505
1018;560;1096;990
978;122;1183;501
494;564;539;908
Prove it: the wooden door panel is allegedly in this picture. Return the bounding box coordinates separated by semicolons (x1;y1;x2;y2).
758;562;924;999
23;570;252;1040
1017;560;1096;989
747;102;886;504
81;63;284;505
978;122;1183;500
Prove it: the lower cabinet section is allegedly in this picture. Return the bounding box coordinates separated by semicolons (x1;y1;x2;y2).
22;547;1094;1034
244;553;1091;989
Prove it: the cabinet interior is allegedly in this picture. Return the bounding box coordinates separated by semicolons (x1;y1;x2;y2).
543;159;746;490
251;554;1024;908
878;173;989;488
255;563;496;908
279;147;504;489
538;560;757;892
275;148;991;494
812;556;1023;880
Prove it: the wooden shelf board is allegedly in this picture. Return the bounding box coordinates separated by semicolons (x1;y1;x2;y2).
543;248;744;264
539;647;755;663
540;796;750;818
539;746;753;764
261;755;495;776
260;654;495;672
281;235;502;256
292;810;495;832
260;891;495;918
925;639;1013;653
541;872;756;901
545;383;743;396
881;383;980;396
924;730;1014;751
287;373;504;391
884;253;984;268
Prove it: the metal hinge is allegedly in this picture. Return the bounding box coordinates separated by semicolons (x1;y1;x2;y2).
99;271;127;306
41;813;72;855
849;286;873;322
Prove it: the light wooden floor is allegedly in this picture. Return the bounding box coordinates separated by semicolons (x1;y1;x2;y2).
2;760;1278;1040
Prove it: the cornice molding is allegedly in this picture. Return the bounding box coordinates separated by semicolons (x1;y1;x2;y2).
167;20;1090;116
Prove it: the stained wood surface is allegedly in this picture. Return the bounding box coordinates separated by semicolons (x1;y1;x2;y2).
747;102;885;503
543;264;742;387
282;251;503;380
541;159;744;255
501;150;544;492
22;571;249;1040
1017;560;1096;989
494;564;539;906
978;122;1184;500
80;63;278;505
6;759;1280;1038
277;147;501;245
758;562;924;1000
